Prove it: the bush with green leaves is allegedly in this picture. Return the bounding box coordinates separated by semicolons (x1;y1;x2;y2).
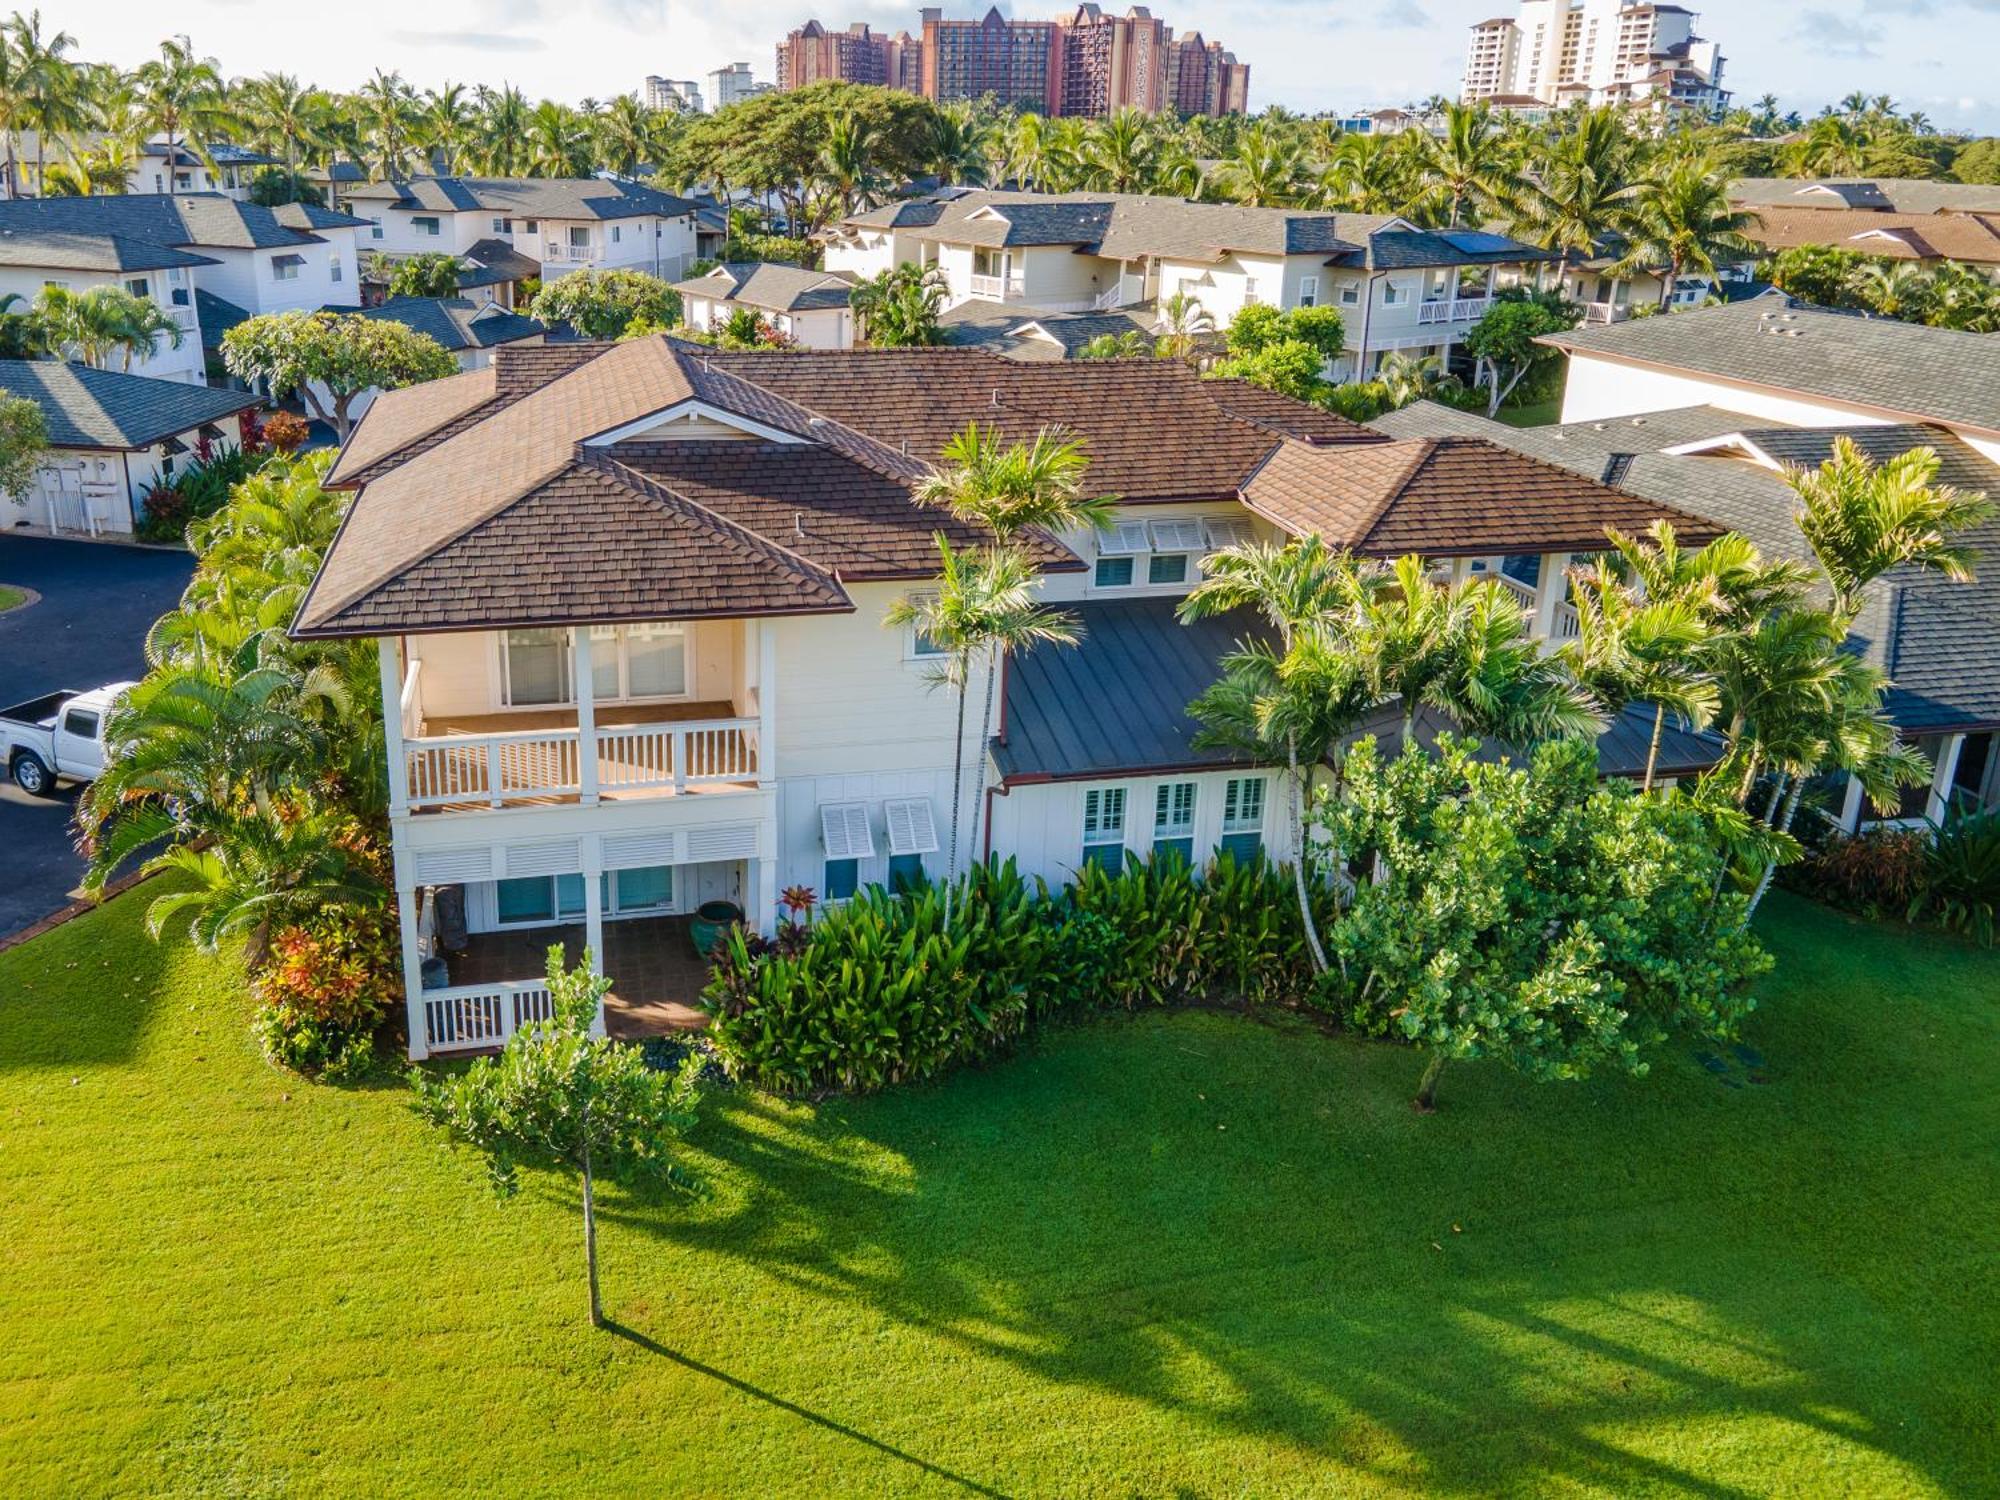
136;445;268;543
386;252;463;300
1912;809;2000;945
701;851;1323;1095
1325;735;1770;1110
528;268;681;339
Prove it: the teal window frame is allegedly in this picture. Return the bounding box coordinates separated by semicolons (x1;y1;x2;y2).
825;858;860;901
1094;556;1134;588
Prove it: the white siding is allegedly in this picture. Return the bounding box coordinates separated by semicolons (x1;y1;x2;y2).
0;264;204;383
1558;351;1904;429
987;767;1290;888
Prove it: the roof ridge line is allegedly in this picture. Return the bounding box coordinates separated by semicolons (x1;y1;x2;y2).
1356;438;1441;549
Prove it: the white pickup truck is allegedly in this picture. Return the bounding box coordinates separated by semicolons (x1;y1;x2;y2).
1;684;133;795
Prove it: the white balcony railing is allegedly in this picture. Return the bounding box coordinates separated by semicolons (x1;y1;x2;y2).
1552;603;1582;641
404;716;760;810
1493;572;1538;608
968;272;1026;301
543;242;602;266
1583;302;1632;325
421;978;555;1053
1416;296;1493;325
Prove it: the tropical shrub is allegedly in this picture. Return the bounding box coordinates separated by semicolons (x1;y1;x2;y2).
262;409;311;454
136;446;266;542
702;852;1323;1095
1913;810;2000;945
1789;825;1930;917
1319;381;1391;422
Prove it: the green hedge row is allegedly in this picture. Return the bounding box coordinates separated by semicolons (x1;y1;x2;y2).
700;853;1327;1095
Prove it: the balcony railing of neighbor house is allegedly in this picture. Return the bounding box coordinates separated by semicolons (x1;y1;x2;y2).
403;717;760;810
1416;296;1493;325
543;243;603;266
1583;302;1632;325
967;272;1027;301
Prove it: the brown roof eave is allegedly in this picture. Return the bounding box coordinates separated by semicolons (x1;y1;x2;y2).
289;595;857;643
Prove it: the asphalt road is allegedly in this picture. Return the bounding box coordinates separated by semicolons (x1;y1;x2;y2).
0;533;194;939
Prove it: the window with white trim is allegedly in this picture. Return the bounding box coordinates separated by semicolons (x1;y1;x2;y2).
1242;276;1259;305
612;225;622;243
1093;520;1151;589
904;593;947;658
1146;518;1205;587
1220;776;1266;864
495;865;675;927
501;627;570;705
125;277;151;299
1297;276;1319;308
1153;781;1196;864
330;254;342;284
271;253;304;282
1339;281;1361;306
884;797;939;892
1383;280;1411;307
1081;786;1127;871
412;215;441;237
492;217;510;234
569;225;591;250
1203;517;1254;553
523;219;539;234
820;801;874;901
368;216;383;240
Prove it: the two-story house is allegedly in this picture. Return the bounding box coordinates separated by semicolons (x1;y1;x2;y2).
296;338;1714;1059
0;194;369;381
670;263;859;349
343;176;701;291
129;141;281;200
822;189;1556;376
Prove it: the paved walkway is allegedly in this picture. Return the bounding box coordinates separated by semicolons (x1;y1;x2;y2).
0;533;193;939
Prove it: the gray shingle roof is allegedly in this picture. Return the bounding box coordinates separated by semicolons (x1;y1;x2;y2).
1730;177;2000;216
1542;301;2000;437
937;300;1155;360
195;287;251;348
0;359;257;450
846;189;1550;269
344;176;696;221
0;193;366;251
1373;400;2000;735
0;230;216;273
671;262;857;313
346;297;545;353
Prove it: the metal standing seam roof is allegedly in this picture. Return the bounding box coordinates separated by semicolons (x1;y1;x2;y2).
0;359;257;450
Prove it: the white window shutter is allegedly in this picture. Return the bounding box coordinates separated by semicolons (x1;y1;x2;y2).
1149;518;1206;553
1204;517;1254;551
820;802;875;859
1098;521;1151;556
884;798;939;856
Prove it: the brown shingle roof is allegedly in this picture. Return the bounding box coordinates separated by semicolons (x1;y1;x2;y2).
301;336;703;631
1746;206;2000;265
327;365;498;485
294;458;850;636
608;440;1082;580
1242;436;1723;557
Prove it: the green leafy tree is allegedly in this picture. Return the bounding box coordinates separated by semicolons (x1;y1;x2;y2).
1462;291;1581;416
412;947;704;1329
1206;338;1324;400
1562;563;1718;791
222;311;458;442
386;252;462;300
1327;735;1769;1111
0;393;47;503
1613;157;1762;309
1763;244;1866;309
1950;137;2000;184
528;268;680;340
1076;330;1152;360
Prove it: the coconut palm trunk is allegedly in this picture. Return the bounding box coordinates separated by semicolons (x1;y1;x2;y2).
1288;730;1330;975
1743;777;1806;926
1644;703;1667;792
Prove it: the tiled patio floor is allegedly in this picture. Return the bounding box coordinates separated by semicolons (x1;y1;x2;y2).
446;915;716;1035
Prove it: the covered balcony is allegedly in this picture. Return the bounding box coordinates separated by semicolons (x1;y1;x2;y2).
382;616;776;816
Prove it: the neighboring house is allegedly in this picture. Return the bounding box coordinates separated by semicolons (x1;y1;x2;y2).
1730;178;2000;218
343;176;701;285
306;160;370;213
823;188;1555;379
1378;299;2000;828
0;359;256;538
0;229;213;383
1740;206;2000;278
937;300;1160;360
310;296;546;425
293;336;1713;1058
671;262;858;349
0;194;368;380
130;141;281;199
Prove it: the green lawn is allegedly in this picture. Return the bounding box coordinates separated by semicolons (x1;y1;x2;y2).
1496;399;1562;429
2;890;1995;1497
0;583;29;613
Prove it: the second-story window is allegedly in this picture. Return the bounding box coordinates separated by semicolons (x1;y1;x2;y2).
412;215;441;237
569;226;591;251
1339;281;1361;306
125;277;151;299
271;254;304;282
501;627;570;705
1383;280;1411;307
589;622;687;699
330;255;342;284
492;217;509;234
1297;276;1319;308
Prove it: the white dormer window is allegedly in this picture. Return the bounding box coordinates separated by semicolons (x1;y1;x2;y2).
1204;517;1254;552
1093;520;1152;588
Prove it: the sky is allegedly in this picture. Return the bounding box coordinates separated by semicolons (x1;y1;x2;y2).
40;0;2000;132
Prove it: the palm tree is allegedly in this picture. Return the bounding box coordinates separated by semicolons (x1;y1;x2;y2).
1419;103;1510;228
358;69;417;178
133;37;234;186
10;12;87;196
917;104;988;187
1613;157;1761;308
818;111;881;217
1180;537;1378;974
34;285;181;370
1153;290;1214;362
1082;108;1157;194
1783;438;1993;622
593;93;652;177
1319;132;1414;215
417;83;473;176
1227;123;1304;207
473;84;531;176
884;542;1079;922
1512;107;1638;270
241;72;331;173
1375;351;1447;410
526;100;590;178
1563;563;1718;790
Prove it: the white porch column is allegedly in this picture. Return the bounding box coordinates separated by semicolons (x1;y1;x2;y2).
378;635;409;818
581;835;606;1039
1532;552;1572;640
572;627;599;806
757;618;778;787
1926;733;1967;824
396;872;428;1060
1839;774;1867;833
756;853;779;939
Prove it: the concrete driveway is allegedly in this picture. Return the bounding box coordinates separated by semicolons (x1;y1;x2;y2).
0;533;194;939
